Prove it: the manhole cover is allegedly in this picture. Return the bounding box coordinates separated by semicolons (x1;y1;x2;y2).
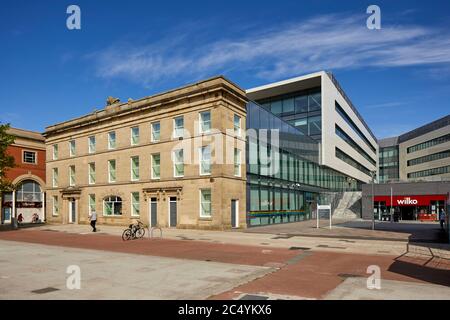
32;287;59;294
239;294;269;300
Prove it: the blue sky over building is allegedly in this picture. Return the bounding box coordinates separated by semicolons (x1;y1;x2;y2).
1;0;449;138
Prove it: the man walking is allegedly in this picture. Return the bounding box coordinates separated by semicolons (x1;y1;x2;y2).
439;209;446;230
89;210;97;232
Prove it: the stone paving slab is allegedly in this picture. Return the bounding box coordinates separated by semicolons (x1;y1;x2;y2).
324;278;450;300
0;240;272;300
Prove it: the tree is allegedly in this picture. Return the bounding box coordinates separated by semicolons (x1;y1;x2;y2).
0;123;15;192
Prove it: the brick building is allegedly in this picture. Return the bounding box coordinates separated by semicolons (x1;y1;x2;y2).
1;128;46;224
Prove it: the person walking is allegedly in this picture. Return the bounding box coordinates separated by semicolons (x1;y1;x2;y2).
439;209;446;230
89;210;97;232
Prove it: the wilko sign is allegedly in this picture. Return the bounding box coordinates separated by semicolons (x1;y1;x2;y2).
374;195;447;206
397;197;418;205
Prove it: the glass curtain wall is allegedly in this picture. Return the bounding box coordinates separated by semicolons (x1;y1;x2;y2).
246;102;360;226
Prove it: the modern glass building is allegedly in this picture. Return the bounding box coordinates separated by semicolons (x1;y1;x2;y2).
246;101;360;226
378;137;399;183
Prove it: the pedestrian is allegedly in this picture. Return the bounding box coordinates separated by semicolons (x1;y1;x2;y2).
17;213;24;226
439;209;446;230
89;210;97;232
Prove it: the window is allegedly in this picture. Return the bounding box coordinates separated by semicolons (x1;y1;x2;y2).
151;154;160;179
308;116;321;136
282;98;295;114
69;165;76;186
131;156;140;181
131;192;140;217
335;125;376;166
103;196;122;216
199;145;211;175
15;180;42;202
173;116;184;138
88;194;96;215
88;136;96;153
335;101;376;153
407;133;450;153
270;100;282;115
234;114;241;136
335;147;371;176
408;165;450;179
151;122;160;142
52;196;59;216
173;149;184;177
108;131;116;149
108;160;116;183
52;168;58;187
53;144;58;160
234;148;241;177
200;189;212;218
88;163;96;184
408;149;450;167
23;151;36;164
131;127;140;145
69;140;76;157
199;111;211;133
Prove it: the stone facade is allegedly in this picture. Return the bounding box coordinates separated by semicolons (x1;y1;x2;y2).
44;77;248;229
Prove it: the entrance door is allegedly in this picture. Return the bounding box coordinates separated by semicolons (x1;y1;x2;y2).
231;199;239;228
69;199;77;223
149;197;157;227
169;197;177;227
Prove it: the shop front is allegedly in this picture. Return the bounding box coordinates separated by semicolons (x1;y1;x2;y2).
373;195;446;221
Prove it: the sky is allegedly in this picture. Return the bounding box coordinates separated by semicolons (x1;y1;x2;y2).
1;0;449;138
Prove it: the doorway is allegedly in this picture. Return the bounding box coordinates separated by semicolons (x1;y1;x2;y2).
69;199;77;223
231;199;239;228
149;197;157;227
169;197;177;227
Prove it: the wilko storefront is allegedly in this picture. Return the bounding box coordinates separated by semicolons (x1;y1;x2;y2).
373;194;447;221
362;181;450;222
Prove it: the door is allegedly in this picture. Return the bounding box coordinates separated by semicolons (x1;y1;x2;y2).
69;199;77;223
150;197;157;227
169;197;177;227
231;200;239;228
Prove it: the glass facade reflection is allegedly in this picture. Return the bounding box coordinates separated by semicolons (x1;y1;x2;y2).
379;146;399;183
257;87;322;140
246;102;361;226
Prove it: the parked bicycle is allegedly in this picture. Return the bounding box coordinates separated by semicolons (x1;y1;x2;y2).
122;220;146;241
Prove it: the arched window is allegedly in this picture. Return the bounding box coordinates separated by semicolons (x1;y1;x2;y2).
103;196;122;216
16;180;42;202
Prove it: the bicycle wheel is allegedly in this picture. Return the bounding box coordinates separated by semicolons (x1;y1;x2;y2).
122;229;132;241
136;227;145;239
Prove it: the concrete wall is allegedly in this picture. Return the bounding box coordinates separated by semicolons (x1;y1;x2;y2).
399;123;450;181
321;72;378;184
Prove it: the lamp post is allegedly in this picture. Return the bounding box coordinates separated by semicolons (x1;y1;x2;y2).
370;170;377;230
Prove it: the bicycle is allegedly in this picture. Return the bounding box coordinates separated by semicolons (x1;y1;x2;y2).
122;220;146;241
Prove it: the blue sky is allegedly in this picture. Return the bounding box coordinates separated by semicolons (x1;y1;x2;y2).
1;0;449;138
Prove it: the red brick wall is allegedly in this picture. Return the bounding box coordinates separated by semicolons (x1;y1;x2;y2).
4;145;46;183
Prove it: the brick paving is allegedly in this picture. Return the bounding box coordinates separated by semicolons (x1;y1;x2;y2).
1;228;449;300
0;229;298;267
210;250;450;299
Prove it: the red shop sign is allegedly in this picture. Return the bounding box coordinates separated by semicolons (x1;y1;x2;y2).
374;195;447;206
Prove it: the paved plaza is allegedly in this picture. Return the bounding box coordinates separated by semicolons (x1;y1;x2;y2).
0;223;449;300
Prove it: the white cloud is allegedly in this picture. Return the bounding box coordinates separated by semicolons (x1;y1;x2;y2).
89;13;450;87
